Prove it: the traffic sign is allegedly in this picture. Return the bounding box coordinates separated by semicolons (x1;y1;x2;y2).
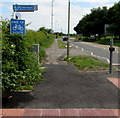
13;5;38;12
104;24;113;36
10;19;25;35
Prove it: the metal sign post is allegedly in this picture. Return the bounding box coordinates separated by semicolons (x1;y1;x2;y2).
109;39;115;74
67;0;70;62
15;12;21;19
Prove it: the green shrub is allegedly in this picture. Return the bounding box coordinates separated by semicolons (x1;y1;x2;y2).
2;33;43;91
64;56;109;71
25;30;55;61
1;19;54;91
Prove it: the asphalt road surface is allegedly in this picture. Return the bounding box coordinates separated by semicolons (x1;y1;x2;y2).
3;64;119;109
70;39;119;65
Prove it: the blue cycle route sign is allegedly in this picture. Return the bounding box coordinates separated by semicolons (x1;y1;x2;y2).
10;19;25;35
13;5;38;12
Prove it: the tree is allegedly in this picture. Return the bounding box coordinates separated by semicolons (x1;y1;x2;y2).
38;27;53;34
74;2;120;40
107;2;120;39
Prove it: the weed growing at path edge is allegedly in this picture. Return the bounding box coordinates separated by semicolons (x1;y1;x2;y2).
57;40;66;48
64;56;109;71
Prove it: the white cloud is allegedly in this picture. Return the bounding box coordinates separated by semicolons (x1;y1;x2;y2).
21;2;91;33
72;0;119;2
1;0;119;3
71;6;91;33
95;3;115;9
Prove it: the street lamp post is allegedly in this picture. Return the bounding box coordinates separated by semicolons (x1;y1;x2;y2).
51;0;54;33
67;0;70;62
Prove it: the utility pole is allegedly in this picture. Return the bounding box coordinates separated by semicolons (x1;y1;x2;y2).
67;0;70;62
61;27;62;33
51;0;54;33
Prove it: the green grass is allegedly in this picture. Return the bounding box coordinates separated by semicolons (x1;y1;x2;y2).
64;56;109;71
57;40;66;48
25;30;55;62
80;36;120;47
95;40;120;47
26;30;55;48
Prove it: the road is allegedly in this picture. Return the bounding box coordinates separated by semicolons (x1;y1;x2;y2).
69;39;119;65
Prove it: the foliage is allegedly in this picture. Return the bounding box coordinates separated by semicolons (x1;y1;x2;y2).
2;33;43;91
25;30;55;61
64;56;109;71
1;19;54;91
79;36;120;47
57;40;66;48
107;3;120;36
74;2;120;39
38;27;53;34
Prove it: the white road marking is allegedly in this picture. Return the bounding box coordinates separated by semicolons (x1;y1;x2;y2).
72;42;119;65
92;53;110;63
113;63;120;66
81;48;110;63
76;46;78;48
82;48;84;51
91;52;94;56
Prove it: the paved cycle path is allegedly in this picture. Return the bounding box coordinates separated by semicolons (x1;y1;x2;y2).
2;64;119;109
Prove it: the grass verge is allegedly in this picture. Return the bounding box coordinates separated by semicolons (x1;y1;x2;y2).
64;56;109;71
57;40;66;48
80;36;120;47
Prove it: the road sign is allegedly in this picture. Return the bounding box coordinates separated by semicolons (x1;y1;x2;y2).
104;24;113;36
31;44;39;64
31;44;39;52
10;19;25;35
13;5;38;12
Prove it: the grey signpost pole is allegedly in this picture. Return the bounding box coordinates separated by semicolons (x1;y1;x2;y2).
109;39;114;74
105;24;115;74
67;0;70;62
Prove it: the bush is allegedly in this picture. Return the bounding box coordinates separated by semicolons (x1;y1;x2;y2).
1;19;54;91
25;30;55;61
64;56;109;71
2;33;43;91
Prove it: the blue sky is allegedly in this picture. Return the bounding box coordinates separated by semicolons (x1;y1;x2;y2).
0;0;119;33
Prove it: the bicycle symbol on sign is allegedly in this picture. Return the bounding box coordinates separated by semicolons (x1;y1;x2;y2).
12;24;24;31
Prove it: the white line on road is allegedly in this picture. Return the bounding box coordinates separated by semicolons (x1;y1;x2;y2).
71;42;119;65
113;63;120;66
82;48;84;51
81;48;110;63
92;53;110;63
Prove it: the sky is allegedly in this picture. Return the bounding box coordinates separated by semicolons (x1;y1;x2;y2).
0;0;119;34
